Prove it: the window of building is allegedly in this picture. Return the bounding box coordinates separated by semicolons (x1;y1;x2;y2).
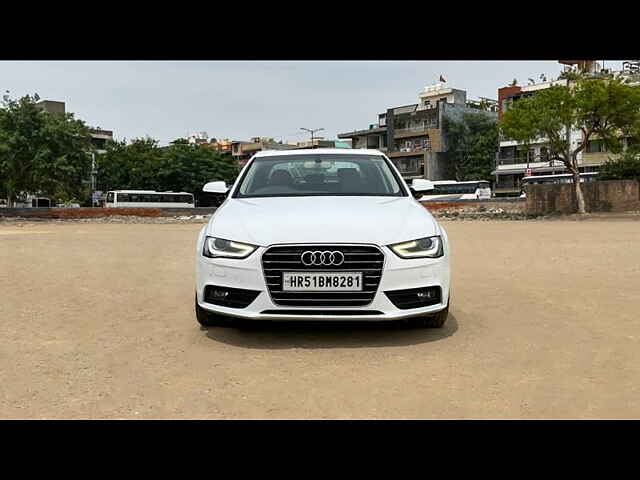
540;147;549;162
501;146;516;159
587;140;604;153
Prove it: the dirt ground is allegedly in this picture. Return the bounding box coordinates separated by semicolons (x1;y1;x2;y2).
1;218;640;419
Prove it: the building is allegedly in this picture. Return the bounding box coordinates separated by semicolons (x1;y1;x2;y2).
35;100;114;151
35;100;66;116
36;100;114;206
292;138;352;149
231;137;298;167
493;60;640;196
230;137;351;167
338;83;498;180
187;132;210;145
88;128;114;152
209;138;233;154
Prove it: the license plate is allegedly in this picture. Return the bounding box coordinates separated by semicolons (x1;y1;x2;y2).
282;272;363;291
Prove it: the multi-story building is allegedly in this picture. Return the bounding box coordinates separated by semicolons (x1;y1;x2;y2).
231;137;298;167
35;99;114;205
338;83;497;180
230;137;351;167
292;138;352;149
35;100;114;151
88;128;114;152
493;60;640;196
209;138;233;154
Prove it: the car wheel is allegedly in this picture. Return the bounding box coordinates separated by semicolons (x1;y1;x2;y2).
195;293;229;327
412;296;450;328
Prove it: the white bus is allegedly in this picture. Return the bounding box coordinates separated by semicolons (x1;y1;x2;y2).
420;180;492;201
520;172;599;197
105;190;195;208
12;196;52;208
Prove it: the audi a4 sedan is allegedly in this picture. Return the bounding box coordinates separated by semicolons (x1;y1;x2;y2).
195;149;451;328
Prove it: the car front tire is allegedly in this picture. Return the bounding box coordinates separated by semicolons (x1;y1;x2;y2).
195;293;229;328
411;296;450;328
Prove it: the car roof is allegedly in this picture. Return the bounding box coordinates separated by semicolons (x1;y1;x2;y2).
252;148;382;158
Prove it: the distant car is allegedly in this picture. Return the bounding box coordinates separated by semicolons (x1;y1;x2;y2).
195;149;451;328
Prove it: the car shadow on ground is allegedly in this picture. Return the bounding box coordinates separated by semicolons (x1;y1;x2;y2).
203;314;458;349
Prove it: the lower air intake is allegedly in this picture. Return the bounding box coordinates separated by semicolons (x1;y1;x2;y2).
204;285;260;309
384;286;441;310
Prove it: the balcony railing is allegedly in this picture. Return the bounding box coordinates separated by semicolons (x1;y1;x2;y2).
498;156;531;165
394;145;429;154
498;156;567;167
395;123;437;133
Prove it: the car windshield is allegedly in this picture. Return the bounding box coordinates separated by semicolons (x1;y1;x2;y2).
233;154;406;198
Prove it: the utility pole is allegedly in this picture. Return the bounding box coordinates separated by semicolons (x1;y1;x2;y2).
91;151;97;207
300;127;324;149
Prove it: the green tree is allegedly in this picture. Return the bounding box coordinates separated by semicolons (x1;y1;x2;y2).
0;93;93;206
157;142;239;201
96;137;162;192
96;138;239;203
443;113;498;181
598;151;640;182
501;74;640;214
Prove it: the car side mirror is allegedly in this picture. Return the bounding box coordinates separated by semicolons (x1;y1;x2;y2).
411;179;434;192
410;179;434;198
203;181;229;194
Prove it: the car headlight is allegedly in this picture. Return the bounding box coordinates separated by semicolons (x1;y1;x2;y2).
388;236;443;259
202;237;257;259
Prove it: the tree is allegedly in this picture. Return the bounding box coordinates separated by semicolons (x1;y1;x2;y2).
598;151;640;182
0;93;93;206
96;137;162;192
96;137;240;204
157;142;239;202
443;113;498;182
501;74;640;214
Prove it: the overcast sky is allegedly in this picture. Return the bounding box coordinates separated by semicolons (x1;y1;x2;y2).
0;60;625;146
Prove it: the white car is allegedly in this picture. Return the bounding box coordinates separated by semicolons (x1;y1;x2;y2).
195;149;451;328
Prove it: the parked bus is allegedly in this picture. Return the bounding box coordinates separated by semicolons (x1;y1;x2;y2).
520;172;599;197
420;180;492;201
105;190;194;208
11;196;52;208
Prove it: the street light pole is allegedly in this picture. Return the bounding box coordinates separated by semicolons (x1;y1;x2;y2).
300;127;324;149
91;151;97;207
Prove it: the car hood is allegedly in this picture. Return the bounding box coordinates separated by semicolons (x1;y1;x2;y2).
206;196;439;246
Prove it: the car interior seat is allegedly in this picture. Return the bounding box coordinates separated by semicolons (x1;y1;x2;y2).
269;170;294;187
338;168;364;192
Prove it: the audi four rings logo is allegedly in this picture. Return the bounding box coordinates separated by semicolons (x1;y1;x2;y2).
301;250;345;266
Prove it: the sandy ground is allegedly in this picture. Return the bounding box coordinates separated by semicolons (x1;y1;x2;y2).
1;218;640;419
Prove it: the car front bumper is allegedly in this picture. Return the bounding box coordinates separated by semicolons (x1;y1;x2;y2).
195;243;450;322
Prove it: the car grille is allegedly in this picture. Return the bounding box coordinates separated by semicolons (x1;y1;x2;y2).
261;244;384;307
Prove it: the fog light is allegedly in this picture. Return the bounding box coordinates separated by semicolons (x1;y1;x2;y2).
212;289;229;298
417;290;434;299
